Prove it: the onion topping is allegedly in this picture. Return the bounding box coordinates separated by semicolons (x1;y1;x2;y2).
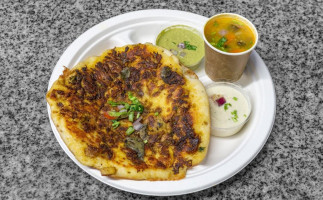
117;105;125;110
178;43;185;49
216;97;226;106
119;108;127;113
219;29;227;36
133;116;143;130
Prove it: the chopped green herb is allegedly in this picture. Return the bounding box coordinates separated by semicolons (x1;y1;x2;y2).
124;103;130;110
231;110;238;122
126;126;135;135
198;147;205;152
128;92;140;104
129;104;136;112
108;110;128;117
216;37;227;51
213;21;218;26
111;120;120;129
107;93;146;130
224;103;232;111
127;92;144;113
128;111;134;122
232;117;238;122
154;112;159;116
184;41;197;50
137;105;144;113
172;42;176;45
143;139;148;144
244;114;247;118
108;100;117;106
108;100;126;106
233;97;238;101
128;104;143;113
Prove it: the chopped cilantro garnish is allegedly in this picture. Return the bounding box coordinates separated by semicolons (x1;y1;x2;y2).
143;139;148;144
213;21;218;26
128;92;140;104
154;112;159;116
233;97;238;101
184;41;197;50
137;105;144;113
129;104;144;113
129;104;136;112
126;126;135;135
127;92;144;113
111;120;120;129
124;103;130;110
224;103;232;111
216;37;227;51
231;110;238;122
232;117;238;122
107;93;144;124
198;147;205;152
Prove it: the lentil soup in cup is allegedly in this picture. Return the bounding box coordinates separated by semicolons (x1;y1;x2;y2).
203;13;258;82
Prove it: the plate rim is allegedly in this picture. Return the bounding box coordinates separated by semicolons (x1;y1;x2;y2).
47;9;276;196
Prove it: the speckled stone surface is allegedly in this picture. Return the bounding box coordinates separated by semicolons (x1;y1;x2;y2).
0;0;322;199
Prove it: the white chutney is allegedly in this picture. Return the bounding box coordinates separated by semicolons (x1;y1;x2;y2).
206;82;251;137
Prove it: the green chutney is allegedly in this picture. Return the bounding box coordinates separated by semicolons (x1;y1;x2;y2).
156;25;204;70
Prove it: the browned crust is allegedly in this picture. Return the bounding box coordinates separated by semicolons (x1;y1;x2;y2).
46;43;210;180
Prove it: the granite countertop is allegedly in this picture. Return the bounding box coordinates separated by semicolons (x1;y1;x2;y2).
1;0;322;199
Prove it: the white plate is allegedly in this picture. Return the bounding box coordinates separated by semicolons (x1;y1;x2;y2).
47;9;276;196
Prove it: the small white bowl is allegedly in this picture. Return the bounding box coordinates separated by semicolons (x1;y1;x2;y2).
206;82;252;137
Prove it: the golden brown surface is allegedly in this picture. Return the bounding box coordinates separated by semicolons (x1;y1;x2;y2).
46;43;210;180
